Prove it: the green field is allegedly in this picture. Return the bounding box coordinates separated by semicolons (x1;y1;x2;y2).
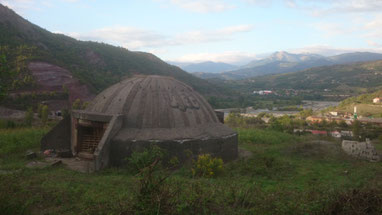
1;127;381;214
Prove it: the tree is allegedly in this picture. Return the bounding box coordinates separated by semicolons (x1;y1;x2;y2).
24;107;34;126
352;120;362;140
299;109;313;119
41;105;49;125
72;98;82;110
37;104;43;118
0;46;34;102
0;53;12;101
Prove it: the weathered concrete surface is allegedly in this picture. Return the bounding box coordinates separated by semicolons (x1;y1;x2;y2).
94;115;123;171
45;157;94;173
87;75;236;140
110;133;238;166
41;75;238;171
41;117;71;151
215;111;224;124
342;140;380;162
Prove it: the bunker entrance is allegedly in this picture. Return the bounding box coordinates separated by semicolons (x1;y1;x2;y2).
77;121;106;159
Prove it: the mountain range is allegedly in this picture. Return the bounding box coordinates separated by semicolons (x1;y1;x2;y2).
0;4;229;110
188;51;382;80
176;61;238;74
234;59;382;95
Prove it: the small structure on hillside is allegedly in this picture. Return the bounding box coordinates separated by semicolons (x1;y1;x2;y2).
253;90;273;95
373;97;381;104
342;139;380;162
41;75;238;171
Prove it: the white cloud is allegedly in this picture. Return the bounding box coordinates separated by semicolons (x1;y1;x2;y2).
288;0;382;16
364;14;382;38
0;0;36;11
312;22;358;37
289;45;382;56
169;51;260;65
173;24;253;44
367;41;382;48
68;24;254;50
70;27;168;49
158;0;234;13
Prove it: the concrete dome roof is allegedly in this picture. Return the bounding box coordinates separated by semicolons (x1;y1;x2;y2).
85;75;235;141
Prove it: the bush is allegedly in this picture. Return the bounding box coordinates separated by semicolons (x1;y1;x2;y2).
192;154;224;178
322;188;382;215
41;105;49;125
0;119;16;129
24;107;33;126
128;145;165;173
128;145;178;214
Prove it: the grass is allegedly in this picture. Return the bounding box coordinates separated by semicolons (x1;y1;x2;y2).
336;103;382;117
0;127;381;214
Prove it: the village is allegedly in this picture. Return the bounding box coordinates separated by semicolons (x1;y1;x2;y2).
222;96;382;142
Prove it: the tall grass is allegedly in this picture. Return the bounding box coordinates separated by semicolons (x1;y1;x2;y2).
0;127;48;169
0;128;381;214
237;128;298;145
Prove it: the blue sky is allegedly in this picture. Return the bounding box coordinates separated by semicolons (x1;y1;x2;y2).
2;0;382;65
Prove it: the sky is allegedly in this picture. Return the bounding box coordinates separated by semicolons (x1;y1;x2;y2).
1;0;382;65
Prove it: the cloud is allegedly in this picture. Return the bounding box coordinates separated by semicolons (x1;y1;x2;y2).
364;14;382;38
331;0;382;13
69;27;168;49
288;0;382;16
158;0;234;13
69;24;254;50
367;41;382;48
312;22;358;37
169;51;260;65
289;45;382;56
0;0;36;11
173;24;253;44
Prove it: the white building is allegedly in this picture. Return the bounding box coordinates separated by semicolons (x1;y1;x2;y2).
373;97;381;103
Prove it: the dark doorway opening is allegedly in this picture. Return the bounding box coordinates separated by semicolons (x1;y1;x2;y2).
77;122;106;159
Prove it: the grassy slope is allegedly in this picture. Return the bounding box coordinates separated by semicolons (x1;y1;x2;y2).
325;89;382;116
1;127;381;214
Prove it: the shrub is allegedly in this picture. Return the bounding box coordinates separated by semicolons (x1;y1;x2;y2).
128;145;179;214
322;188;382;215
192;154;224;178
128;145;165;173
72;98;82;110
41;105;49;125
24;107;33;126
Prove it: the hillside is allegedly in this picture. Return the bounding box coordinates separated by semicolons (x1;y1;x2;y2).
196;51;382;80
325;89;382;117
0;4;229;109
235;60;382;92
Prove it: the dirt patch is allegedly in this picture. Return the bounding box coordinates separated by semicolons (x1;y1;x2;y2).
238;148;253;159
26;62;94;103
0;106;25;119
45;157;94;173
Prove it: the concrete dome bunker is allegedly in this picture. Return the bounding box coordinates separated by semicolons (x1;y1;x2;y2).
41;75;238;171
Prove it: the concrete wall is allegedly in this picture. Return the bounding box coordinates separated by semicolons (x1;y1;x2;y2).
110;133;238;166
342;140;380;162
70;110;113;156
215;111;225;124
93;115;123;171
41;117;71;151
